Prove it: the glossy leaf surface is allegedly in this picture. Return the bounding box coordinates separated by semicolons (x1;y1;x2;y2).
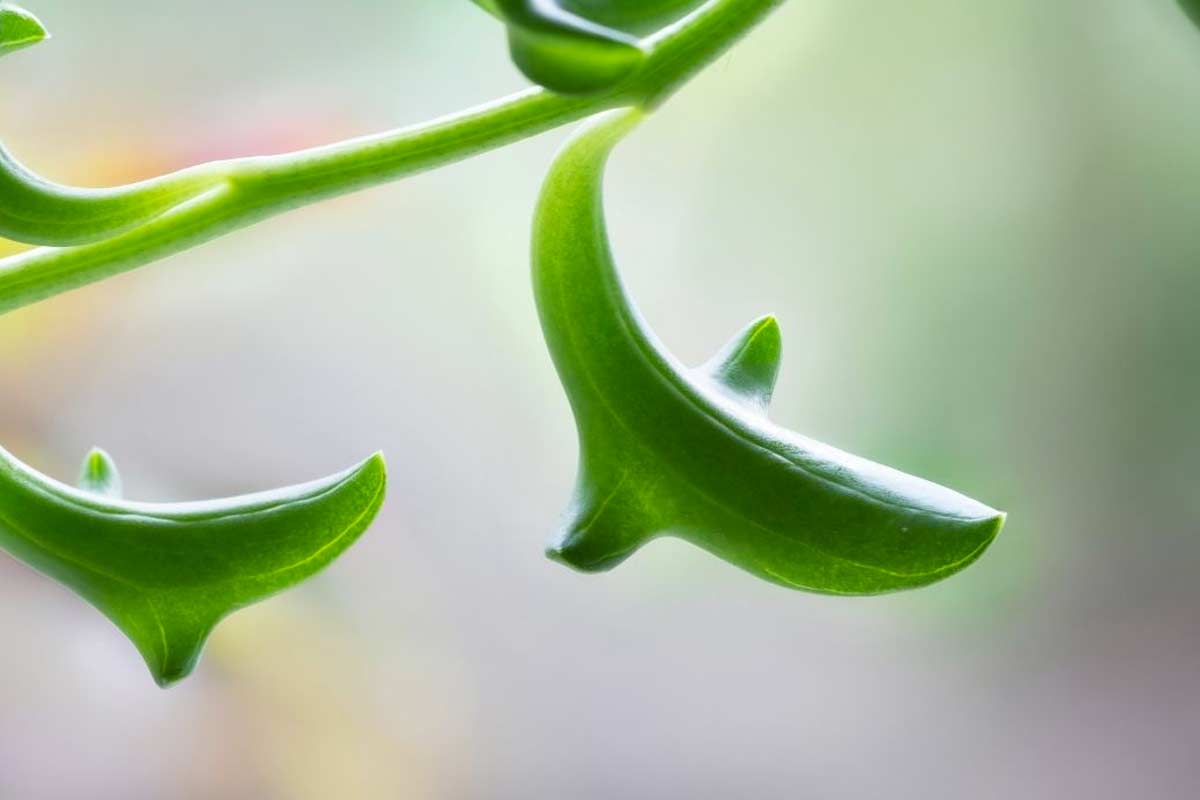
473;0;646;94
0;447;387;685
0;0;784;315
557;0;707;34
533;112;1005;594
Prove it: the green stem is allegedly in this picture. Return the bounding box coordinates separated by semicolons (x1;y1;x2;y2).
0;0;785;314
0;91;601;312
639;0;785;104
237;89;602;210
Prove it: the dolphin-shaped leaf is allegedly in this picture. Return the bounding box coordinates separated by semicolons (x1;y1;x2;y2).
0;446;387;685
0;2;46;56
532;111;1005;594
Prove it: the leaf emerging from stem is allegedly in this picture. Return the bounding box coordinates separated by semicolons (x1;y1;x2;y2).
532;111;1005;594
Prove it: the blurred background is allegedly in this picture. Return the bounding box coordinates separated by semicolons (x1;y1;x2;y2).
1;0;1198;797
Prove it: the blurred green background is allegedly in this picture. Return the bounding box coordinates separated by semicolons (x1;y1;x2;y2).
1;0;1198;797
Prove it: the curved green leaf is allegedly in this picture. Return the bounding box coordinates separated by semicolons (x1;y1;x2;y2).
532;111;1005;594
471;0;710;95
0;446;387;685
0;2;46;56
0;4;228;246
0;140;229;247
473;0;646;94
554;0;707;35
0;1;785;315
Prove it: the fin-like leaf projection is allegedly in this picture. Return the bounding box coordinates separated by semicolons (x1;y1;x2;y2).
0;447;387;686
698;314;782;412
0;6;394;687
77;447;122;498
532;111;1005;594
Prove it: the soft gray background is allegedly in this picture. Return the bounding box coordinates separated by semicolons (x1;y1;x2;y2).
1;1;1198;797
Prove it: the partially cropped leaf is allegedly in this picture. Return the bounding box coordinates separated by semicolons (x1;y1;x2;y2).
0;447;387;685
0;2;46;57
0;138;228;247
0;5;227;247
0;1;784;316
1181;0;1200;29
556;0;707;35
473;0;646;94
532;111;1005;594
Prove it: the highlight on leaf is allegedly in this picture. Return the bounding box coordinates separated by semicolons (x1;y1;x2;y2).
0;0;784;318
0;142;230;247
472;0;647;94
556;0;708;35
0;446;387;686
532;111;1005;594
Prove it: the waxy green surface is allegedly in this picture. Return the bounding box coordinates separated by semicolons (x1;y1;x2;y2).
0;0;1006;688
533;113;1005;593
473;0;645;94
558;0;707;33
0;447;386;685
0;6;397;686
471;0;708;93
0;0;786;315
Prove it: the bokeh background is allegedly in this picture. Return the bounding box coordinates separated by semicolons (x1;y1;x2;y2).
1;0;1198;797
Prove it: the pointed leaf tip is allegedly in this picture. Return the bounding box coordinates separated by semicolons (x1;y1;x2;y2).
0;446;388;686
0;3;49;56
78;447;122;498
699;314;783;410
546;476;650;573
534;114;1003;594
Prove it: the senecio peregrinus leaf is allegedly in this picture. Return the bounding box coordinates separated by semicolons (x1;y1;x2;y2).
0;447;387;686
0;2;46;56
532;111;1005;594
